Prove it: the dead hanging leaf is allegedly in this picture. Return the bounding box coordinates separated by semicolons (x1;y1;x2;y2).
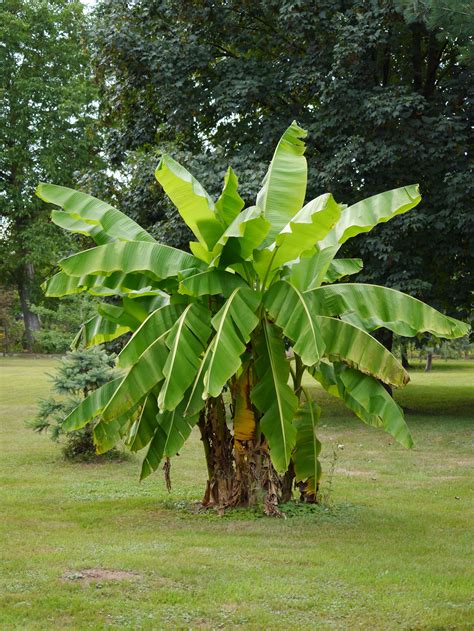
163;457;172;492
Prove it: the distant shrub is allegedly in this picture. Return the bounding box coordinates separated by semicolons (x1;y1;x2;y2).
29;348;122;461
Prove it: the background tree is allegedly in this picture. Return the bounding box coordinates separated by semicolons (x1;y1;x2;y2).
92;0;473;319
0;0;102;348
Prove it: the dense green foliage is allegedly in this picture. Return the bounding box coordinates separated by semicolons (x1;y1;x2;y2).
30;348;118;459
38;122;468;510
93;0;473;317
0;0;101;347
31;296;97;354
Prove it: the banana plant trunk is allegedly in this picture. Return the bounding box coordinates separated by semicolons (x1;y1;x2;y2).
197;366;283;515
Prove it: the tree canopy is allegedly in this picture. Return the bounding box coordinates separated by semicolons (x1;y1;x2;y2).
0;0;101;346
92;0;473;317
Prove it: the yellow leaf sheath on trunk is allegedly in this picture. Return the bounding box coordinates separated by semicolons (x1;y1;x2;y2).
233;366;257;443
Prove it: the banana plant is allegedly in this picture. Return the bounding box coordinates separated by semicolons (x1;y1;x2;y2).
38;121;469;513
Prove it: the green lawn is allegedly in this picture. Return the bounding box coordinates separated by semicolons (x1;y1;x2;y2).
1;357;473;629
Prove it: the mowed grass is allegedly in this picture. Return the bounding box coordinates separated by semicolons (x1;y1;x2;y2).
1;357;473;630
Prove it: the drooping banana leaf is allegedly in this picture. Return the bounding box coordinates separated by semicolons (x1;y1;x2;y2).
158;304;211;411
251;321;298;473
140;396;199;480
178;268;246;297
126;393;160;452
36;183;155;244
316;316;409;387
264;281;324;366
293;399;322;494
94;408;137;454
319;184;421;248
155;154;225;250
308;283;470;338
256;121;308;243
215;167;245;226
102;336;169;421
184;340;215;416
121;294;169;323
203;287;260;398
97;302;142;331
71;314;130;350
118;304;187;368
42;269;163;299
59;241;204;282
62;377;123;432
323;258;363;283
50;210;112;245
254;194;341;282
311;362;413;448
286;246;339;291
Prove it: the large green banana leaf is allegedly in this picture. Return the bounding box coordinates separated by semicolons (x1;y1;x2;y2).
72;315;130;350
97;302;142;331
188;241;223;265
140;396;199;480
43;269;163;299
62;377;122;432
264;281;324;366
155;154;224;250
319;185;421;248
219;206;271;266
215;167;245;226
184;340;215;416
178;268;246;297
59;241;203;282
255;194;341;281
293;399;322;494
127;393;160;452
102;336;169;421
50;210;112;245
316;316;409;387
158;304;211;411
36;183;155;244
203;288;260;398
118;304;186;368
312;362;413;448
251;321;298;473
94;409;136;454
324;258;363;283
95;295;166;334
120;294;169;323
286;246;339;291
256;121;308;243
308;283;470;338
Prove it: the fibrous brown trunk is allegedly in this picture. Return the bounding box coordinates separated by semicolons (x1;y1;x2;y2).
425;351;433;372
197;368;285;516
198;396;235;509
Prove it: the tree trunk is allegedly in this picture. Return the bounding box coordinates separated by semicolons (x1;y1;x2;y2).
197;367;284;516
198;397;235;510
17;263;40;350
400;338;411;369
425;351;433;372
